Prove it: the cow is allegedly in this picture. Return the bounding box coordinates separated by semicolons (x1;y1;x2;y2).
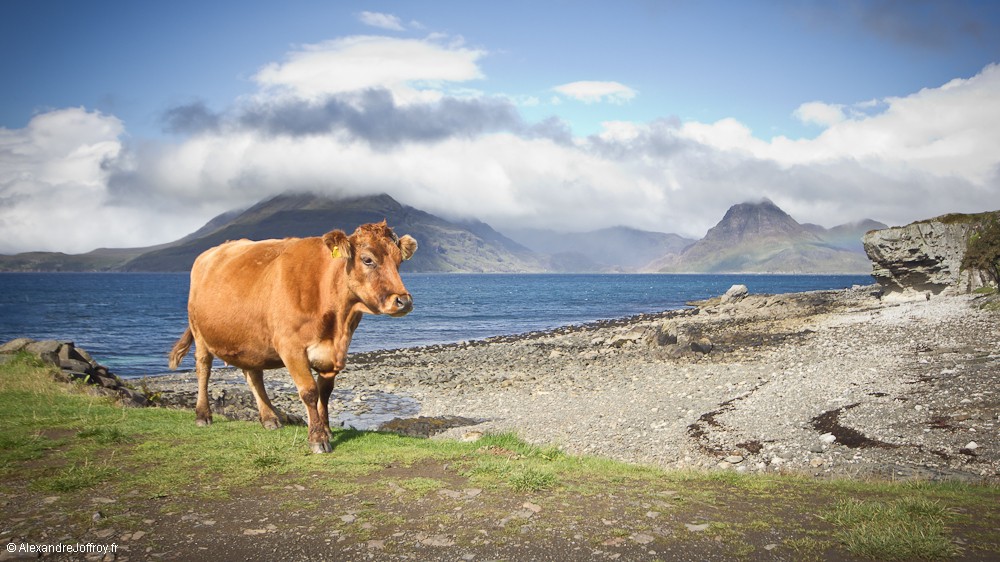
168;221;417;453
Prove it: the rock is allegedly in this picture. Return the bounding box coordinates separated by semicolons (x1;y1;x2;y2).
23;340;64;366
863;214;996;296
522;502;542;513
691;337;714;354
720;284;748;304
117;387;149;407
685;523;710;532
24;340;63;356
631;533;655;545
0;337;34;354
608;328;646;348
724;455;744;464
61;358;95;374
819;433;837;444
5;337;153;409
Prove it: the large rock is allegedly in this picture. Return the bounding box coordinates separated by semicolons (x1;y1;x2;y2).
863;215;994;297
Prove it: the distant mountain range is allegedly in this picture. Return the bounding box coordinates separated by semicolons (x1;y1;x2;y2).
0;193;884;273
653;199;885;273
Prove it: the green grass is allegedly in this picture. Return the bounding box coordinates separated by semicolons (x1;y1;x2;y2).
822;497;961;560
1;354;998;560
395;477;446;496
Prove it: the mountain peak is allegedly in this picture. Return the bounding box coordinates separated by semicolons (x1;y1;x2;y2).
704;199;813;244
250;191;402;213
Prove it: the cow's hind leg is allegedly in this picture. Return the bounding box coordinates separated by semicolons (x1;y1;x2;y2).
316;372;338;440
194;342;214;427
244;368;281;430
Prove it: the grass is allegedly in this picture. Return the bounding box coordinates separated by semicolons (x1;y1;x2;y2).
823;497;961;560
1;353;998;560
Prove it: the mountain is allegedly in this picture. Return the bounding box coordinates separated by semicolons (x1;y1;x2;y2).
655;199;875;273
0;193;883;274
0;193;545;273
121;193;543;272
504;226;694;272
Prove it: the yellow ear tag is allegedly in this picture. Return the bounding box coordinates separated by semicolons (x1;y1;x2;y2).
331;246;342;259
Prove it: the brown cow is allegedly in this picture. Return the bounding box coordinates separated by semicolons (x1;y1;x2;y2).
168;221;417;453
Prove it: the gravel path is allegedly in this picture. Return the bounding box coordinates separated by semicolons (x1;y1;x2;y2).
148;286;1000;481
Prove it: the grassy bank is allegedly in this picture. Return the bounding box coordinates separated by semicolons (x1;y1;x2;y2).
1;353;998;561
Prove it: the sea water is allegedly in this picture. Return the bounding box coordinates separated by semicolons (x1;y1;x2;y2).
0;272;873;377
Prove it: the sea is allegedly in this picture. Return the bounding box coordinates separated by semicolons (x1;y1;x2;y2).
0;272;873;378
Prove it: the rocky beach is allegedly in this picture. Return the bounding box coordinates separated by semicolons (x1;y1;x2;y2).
145;284;1000;483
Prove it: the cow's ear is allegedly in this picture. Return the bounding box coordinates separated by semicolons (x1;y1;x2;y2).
323;230;352;260
398;235;417;261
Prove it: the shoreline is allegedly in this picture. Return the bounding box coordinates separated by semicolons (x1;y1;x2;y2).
145;285;999;482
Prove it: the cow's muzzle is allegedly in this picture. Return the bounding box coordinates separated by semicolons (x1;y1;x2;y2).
387;294;413;317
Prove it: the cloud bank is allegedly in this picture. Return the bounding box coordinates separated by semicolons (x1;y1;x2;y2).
1;33;998;254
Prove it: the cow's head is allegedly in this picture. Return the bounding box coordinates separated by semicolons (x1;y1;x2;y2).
323;221;417;317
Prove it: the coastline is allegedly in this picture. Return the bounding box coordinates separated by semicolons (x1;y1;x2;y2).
146;285;999;482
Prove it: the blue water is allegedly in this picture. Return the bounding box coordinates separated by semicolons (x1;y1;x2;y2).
0;273;873;377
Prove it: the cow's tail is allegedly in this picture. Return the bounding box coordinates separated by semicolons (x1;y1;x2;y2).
168;327;194;370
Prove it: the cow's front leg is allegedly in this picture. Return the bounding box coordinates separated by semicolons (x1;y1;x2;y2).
316;372;338;440
283;354;330;453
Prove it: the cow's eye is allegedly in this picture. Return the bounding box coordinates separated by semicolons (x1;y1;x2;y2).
361;256;376;268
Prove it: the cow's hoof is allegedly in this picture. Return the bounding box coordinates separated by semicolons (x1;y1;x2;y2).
196;418;212;427
310;441;332;454
262;418;282;430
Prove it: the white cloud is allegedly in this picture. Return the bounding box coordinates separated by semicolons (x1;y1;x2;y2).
2;39;999;255
0;108;207;253
357;11;405;31
794;101;846;127
552;81;637;104
252;35;486;103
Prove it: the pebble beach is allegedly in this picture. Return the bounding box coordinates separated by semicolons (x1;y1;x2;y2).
147;285;1000;482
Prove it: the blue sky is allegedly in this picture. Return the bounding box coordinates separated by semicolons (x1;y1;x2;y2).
1;0;999;253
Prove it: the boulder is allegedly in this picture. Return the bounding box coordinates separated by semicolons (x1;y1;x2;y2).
0;337;34;354
691;337;714;354
60;358;95;375
648;321;712;357
23;340;65;366
720;284;748;304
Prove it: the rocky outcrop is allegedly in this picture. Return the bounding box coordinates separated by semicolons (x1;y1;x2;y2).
0;338;149;406
863;215;995;297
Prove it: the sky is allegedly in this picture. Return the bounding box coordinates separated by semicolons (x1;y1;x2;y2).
1;0;999;254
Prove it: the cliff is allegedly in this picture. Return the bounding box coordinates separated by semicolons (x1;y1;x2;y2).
863;211;998;296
